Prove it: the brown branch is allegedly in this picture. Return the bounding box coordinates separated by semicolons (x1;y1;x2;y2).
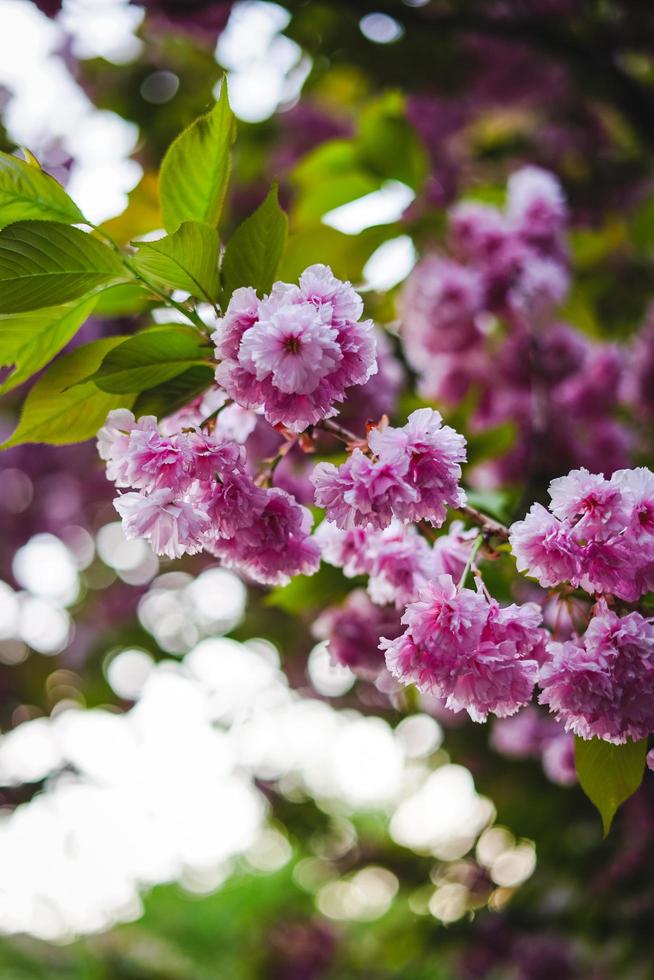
458;504;510;543
318;418;367;449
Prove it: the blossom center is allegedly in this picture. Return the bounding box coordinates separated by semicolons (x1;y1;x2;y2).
284;335;302;354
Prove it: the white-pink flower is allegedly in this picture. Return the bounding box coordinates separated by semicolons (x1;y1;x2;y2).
97;408;138;466
312;408;466;530
382;574;545;722
213;264;377;432
299;262;364;322
510;466;654;601
239;301;341;395
507;165;567;247
114;489;209;560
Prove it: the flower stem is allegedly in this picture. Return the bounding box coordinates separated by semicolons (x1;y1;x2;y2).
88;223;211;334
457;533;484;590
257;437;298;487
200;401;231;430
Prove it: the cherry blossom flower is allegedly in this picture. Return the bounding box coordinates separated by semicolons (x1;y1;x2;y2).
311;449;417;530
316;518;478;611
369;408;467;526
382;574;545;722
510;467;654;601
208;487;320;586
98;410;204;493
312;409;466;530
113;489;209;560
213;265;377;432
507;165;568;256
313;520;373;578
364;523;436;608
400;257;484;363
539;601;654;743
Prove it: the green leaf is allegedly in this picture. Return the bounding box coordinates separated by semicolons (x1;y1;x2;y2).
278;223;395;283
159;84;235;233
133;221;220;304
92;283;152;318
574;736;647;835
1;336;134;448
569;221;625;270
87;326;212;394
631;193;654;256
220;186;287;302
0;294;97;395
0;221;126;313
266;563;358;615
465;489;514;523
358;93;428;191
18;147;41;169
461;184;506;208
133;364;215;419
290;96;427;226
466;422;516;467
0;151;85;230
292;140;382;226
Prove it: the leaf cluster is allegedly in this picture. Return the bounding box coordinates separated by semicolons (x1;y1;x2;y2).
0;84;286;447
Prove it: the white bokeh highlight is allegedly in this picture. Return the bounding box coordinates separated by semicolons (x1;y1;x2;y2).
0;0;141;222
0;634;498;941
216;1;311;122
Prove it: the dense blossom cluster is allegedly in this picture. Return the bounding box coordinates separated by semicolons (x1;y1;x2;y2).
510;467;654;601
98;409;319;585
213;264;378;432
402;167;568;360
381;575;548;722
399;167;644;484
311;408;466;530
312;519;481;685
540;601;654;744
97;244;654;755
317;518;476;610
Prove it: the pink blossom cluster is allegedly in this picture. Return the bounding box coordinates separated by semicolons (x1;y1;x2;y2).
213;264;377;432
97;409;319;584
539;600;654;744
316;518;477;610
510;467;654;601
217;328;405;510
311;408;467;530
400;167;635;484
402;167;569;366
381;574;547;722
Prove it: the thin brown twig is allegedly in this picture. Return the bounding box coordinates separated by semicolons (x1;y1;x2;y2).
458;504;510;542
318;418;366;448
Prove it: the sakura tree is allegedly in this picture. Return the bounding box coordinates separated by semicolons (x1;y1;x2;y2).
1;81;653;844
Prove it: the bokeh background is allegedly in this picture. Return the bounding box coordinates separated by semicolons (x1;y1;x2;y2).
1;1;654;977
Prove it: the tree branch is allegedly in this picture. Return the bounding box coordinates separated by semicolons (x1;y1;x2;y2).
458;503;510;542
